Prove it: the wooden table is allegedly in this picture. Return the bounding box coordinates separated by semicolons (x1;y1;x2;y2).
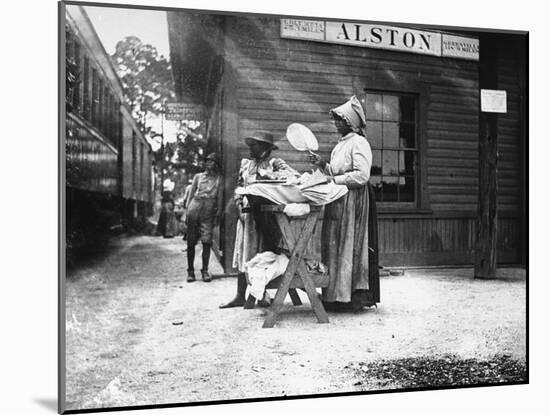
245;204;330;328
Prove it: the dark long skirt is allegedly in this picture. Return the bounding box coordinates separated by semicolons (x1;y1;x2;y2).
321;182;379;309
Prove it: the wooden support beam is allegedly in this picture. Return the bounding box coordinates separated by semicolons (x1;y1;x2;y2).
475;34;499;279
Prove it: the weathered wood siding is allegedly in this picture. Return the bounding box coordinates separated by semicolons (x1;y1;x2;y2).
191;16;526;267
378;215;521;265
226;17;482;206
496;39;525;214
218;16;525;266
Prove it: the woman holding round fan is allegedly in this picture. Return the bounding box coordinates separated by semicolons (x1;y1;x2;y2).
309;96;380;312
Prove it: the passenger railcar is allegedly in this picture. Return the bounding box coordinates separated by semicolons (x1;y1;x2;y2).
65;6;154;252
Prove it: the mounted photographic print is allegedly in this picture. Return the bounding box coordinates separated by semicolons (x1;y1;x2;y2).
59;0;528;413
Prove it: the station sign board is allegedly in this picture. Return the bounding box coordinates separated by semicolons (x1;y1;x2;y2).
280;19;479;61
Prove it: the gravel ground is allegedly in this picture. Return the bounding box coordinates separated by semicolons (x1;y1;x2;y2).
64;235;526;411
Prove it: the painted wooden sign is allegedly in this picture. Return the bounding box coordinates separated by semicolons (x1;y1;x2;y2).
281;19;479;61
165;103;205;121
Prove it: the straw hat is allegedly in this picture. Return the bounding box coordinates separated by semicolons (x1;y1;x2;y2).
244;131;278;150
205;152;220;166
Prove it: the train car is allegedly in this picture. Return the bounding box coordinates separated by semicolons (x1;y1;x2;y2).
64;5;154;253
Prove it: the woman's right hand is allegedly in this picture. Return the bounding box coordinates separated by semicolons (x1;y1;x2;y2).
237;203;247;223
308;153;326;169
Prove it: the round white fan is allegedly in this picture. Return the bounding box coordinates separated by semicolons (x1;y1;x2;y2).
286;123;319;154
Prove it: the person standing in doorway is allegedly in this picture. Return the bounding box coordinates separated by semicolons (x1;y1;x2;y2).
185;153;223;282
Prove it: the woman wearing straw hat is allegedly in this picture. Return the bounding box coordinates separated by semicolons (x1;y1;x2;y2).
220;131;296;308
185;152;223;283
309;96;380;311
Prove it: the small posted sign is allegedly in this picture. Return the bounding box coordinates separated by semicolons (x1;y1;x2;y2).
480;89;507;113
165;103;205;121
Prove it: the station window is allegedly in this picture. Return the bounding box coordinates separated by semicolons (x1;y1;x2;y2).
364;91;418;206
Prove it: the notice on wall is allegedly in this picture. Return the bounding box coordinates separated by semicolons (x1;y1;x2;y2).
480;89;507;113
165;103;205;121
280;19;479;61
441;34;479;60
280;19;325;40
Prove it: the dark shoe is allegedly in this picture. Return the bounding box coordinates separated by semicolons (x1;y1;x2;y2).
323;301;354;313
351;291;376;311
201;270;212;282
219;297;245;308
187;270;195;283
257;292;272;308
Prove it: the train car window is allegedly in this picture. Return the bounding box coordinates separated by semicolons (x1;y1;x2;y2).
65;26;74;62
132;131;137;191
73;41;81;112
83;57;90;121
140;142;145;197
98;79;104;134
118;111;123;151
106;93;112;142
91;68;98;126
103;85;109;138
103;87;109;137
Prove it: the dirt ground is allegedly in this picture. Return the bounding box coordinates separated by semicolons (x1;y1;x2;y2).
64;235;526;411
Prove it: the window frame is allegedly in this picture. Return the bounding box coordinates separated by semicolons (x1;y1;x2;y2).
353;75;431;213
365;90;419;208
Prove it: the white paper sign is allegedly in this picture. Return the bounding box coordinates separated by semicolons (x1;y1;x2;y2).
480;89;507;113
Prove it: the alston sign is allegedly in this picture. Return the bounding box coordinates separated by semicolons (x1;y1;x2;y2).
280;19;479;61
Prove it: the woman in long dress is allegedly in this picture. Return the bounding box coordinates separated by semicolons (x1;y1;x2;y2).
310;96;380;311
219;131;295;308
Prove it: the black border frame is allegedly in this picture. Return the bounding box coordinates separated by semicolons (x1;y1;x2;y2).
58;1;529;414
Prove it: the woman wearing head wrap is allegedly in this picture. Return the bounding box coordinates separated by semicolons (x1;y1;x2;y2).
309;96;380;311
185;152;223;283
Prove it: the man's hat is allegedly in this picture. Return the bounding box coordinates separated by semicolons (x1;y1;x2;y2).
244;131;278;150
205;152;220;166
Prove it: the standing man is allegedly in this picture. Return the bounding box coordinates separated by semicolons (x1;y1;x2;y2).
185;153;223;282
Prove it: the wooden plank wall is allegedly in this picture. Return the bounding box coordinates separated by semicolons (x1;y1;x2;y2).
281;214;520;266
378;215;521;265
496;40;524;214
222;16;525;266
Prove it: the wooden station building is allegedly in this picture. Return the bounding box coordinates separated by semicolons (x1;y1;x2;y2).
167;11;527;271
